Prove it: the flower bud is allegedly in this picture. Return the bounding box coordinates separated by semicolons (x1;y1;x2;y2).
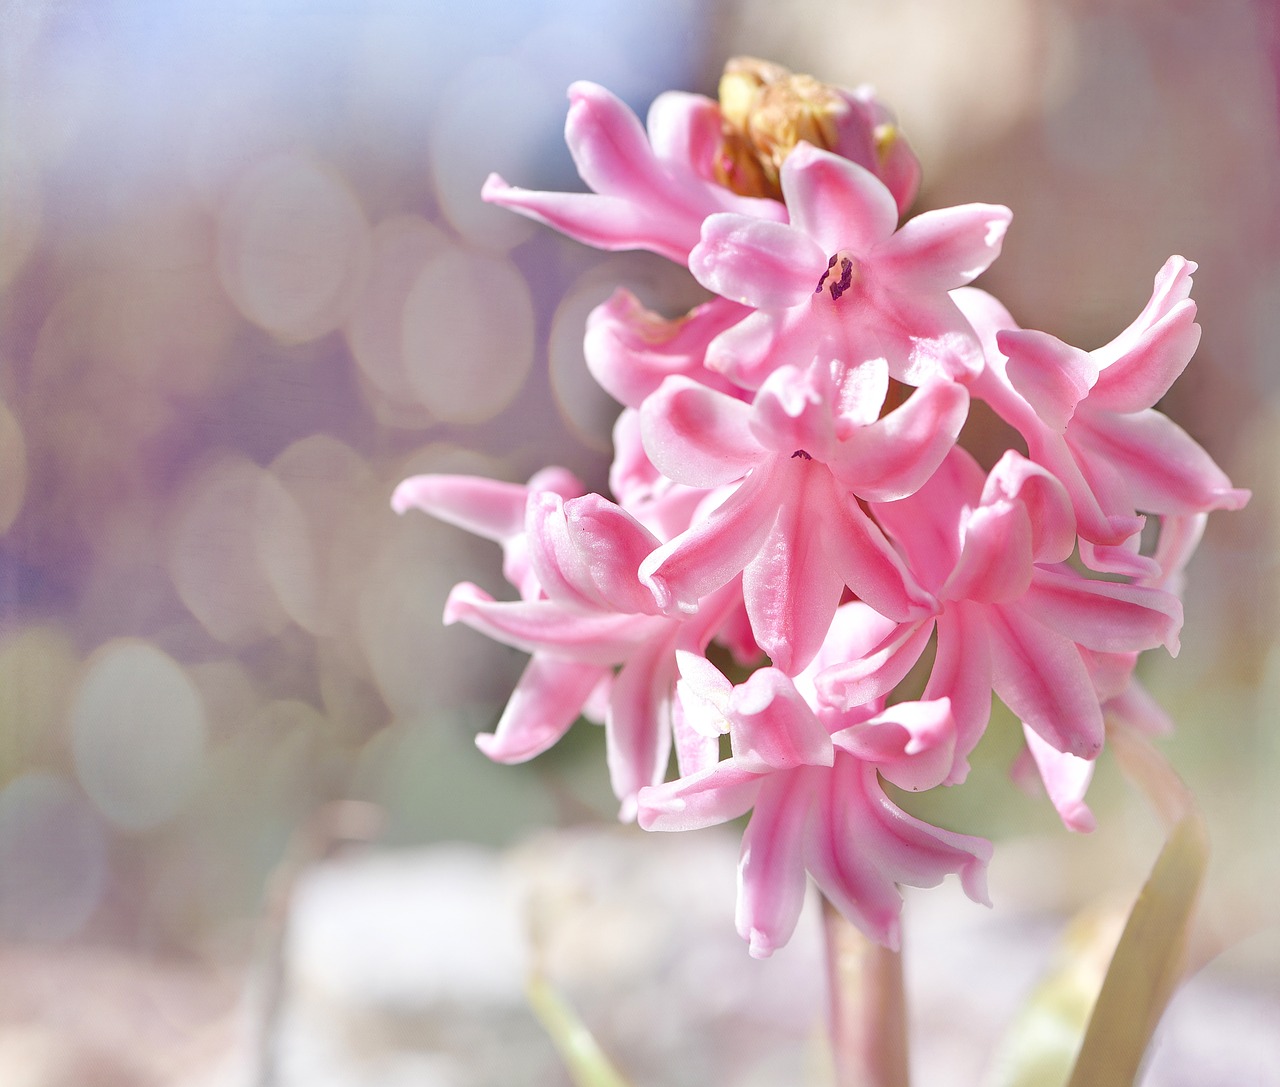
713;57;922;213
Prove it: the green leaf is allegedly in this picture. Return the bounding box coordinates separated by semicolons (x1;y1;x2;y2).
984;804;1209;1087
526;972;633;1087
1065;806;1208;1087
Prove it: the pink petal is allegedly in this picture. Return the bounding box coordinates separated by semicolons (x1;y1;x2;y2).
871;446;984;583
1022;724;1096;833
1077;538;1161;580
808;756;992;950
476;656;608;763
1149;512;1207;595
980;451;1077;563
814;618;934;711
924;602;993;774
1027;427;1145;547
1023;567;1183;656
987;603;1103;759
606;634;676;822
671;694;720;777
1088;256;1198;403
640;376;763;488
728;668;835;772
563;495;663;615
526;492;607;609
1080;647;1138;703
1103;678;1174;737
564;81;668;200
829;380;970;502
481;175;695;263
805;758;907;948
867;287;986;383
736;770;813;958
584;290;748;408
781;142;899;255
637;761;764;832
1073;408;1251;516
443;582;648;664
749;363;843;462
690;214;826;309
742;463;847;675
951;285;1018;364
640;465;781;615
704;306;817;390
1088;299;1200;414
878;202;1012;290
822;479;937;622
393;474;529;538
839;698;957;792
806;600;902;676
644;89;789;223
998;328;1098;431
644;89;723;176
674;648;734;738
941;500;1034;604
837;88;922;214
845;759;993;905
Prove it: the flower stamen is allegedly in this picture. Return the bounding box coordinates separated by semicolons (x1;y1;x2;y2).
816;252;857;301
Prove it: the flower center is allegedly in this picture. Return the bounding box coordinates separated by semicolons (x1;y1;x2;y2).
815;251;858;301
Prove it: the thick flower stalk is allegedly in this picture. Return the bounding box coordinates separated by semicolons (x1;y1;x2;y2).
393;58;1248;959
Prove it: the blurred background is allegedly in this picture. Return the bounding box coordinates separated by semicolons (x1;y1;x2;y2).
1;1;1277;1084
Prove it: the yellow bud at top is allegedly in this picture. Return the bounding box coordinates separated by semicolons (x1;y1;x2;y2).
713;57;849;201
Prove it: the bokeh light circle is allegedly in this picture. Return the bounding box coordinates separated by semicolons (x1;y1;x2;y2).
71;640;208;832
217;151;370;343
402;245;535;424
168;456;293;645
345;214;447;409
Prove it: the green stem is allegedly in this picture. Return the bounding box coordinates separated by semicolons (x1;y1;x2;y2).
822;895;910;1087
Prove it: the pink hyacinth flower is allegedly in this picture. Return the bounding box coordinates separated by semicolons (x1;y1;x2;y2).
430;489;746;820
636;369;953;674
820;448;1183;767
640;737;990;957
640;651;989;955
960;259;1250;564
482;82;786;264
391;466;583;601
688;142;1011;392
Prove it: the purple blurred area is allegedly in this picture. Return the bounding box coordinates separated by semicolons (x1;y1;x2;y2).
1;2;1277;1083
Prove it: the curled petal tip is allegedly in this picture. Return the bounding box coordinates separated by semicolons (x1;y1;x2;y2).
475;731;528;764
441;582;483;626
1063;802;1097;834
389;480;415;515
747;929;776;959
566;79;605;102
480;172;512;203
986;207;1013;245
878;917;903;952
1219;486;1252;511
964;868;993;909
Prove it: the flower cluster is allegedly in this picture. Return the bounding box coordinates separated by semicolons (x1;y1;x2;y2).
393;59;1248;957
